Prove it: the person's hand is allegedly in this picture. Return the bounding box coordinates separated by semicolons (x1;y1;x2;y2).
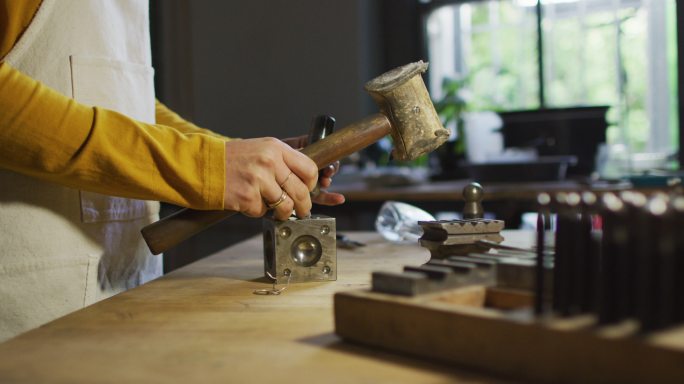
281;135;345;206
224;138;318;220
313;162;345;206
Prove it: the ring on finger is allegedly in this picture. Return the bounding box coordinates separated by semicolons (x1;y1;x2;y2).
265;190;288;209
279;171;294;188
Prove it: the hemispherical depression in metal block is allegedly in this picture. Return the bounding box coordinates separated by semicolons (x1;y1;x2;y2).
320;225;330;235
279;226;292;239
290;235;322;267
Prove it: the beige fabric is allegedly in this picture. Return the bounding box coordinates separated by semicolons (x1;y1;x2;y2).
0;0;162;342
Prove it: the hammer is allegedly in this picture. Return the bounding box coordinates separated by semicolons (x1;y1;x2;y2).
141;61;449;255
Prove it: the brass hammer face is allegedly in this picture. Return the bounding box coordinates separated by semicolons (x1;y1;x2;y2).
365;61;450;161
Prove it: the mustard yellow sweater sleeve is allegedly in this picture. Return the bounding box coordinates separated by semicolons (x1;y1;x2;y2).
0;0;42;60
0;62;225;210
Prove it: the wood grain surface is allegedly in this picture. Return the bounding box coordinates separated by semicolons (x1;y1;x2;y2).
0;231;533;383
335;287;684;384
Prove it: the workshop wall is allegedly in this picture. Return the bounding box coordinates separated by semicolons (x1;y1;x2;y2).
154;0;383;139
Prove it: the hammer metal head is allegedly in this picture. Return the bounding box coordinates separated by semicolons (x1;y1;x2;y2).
365;61;449;161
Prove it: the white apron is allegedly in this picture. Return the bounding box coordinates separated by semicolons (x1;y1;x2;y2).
0;0;161;342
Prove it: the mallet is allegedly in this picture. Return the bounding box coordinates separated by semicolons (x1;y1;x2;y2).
141;61;449;255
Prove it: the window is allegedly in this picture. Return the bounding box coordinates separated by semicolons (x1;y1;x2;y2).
425;0;679;154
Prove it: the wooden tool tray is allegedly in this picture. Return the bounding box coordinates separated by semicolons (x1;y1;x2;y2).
334;285;684;383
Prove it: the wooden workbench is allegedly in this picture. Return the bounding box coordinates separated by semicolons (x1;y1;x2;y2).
0;231;533;383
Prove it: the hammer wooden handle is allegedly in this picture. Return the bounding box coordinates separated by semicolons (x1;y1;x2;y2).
300;113;391;166
141;114;391;255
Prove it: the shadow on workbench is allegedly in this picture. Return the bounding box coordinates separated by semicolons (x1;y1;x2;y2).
160;202;386;274
161;203;263;273
299;332;519;384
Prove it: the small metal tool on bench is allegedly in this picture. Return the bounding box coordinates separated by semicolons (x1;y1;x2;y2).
336;234;365;249
372;259;494;296
370;251;551;297
370;252;554;297
418;182;505;258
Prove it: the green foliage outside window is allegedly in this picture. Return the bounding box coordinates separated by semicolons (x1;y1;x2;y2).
430;0;679;154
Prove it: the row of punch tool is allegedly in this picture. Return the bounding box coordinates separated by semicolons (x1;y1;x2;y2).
535;190;684;333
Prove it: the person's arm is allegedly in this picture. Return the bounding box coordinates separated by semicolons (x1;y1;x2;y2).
0;62;324;218
1;1;336;217
155;99;345;208
0;61;225;210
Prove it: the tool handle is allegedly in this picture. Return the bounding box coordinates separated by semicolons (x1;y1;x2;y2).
308;114;336;196
141;113;391;255
141;209;237;255
300;113;390;167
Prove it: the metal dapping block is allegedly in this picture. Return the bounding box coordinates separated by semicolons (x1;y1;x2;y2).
262;215;336;283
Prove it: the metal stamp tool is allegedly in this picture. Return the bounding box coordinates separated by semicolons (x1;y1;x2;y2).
262;215;336;283
418;182;505;258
